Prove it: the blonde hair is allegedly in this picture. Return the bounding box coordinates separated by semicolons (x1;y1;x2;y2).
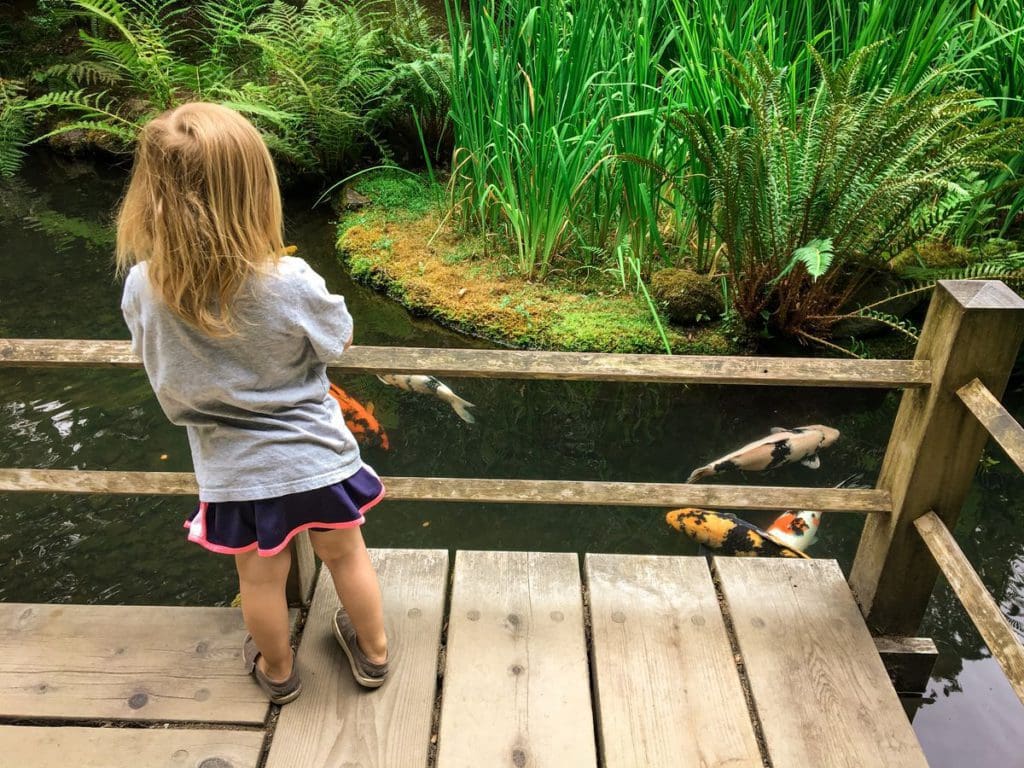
116;102;284;335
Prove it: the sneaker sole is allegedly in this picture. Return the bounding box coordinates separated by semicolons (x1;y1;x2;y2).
332;615;386;689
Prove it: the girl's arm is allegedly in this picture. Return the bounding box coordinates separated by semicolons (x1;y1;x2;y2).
292;261;354;362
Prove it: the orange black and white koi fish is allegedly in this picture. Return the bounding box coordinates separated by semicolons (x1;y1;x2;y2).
685;424;840;483
376;374;476;423
766;510;820;551
329;383;390;450
665;507;810;558
764;473;866;552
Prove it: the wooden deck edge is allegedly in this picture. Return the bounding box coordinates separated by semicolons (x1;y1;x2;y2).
873;636;938;696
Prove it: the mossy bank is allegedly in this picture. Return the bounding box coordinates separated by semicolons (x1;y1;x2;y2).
335;174;739;354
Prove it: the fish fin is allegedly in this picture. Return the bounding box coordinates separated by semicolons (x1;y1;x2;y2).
448;395;476;424
685;466;712;484
800;454;821;469
770;427;791;434
366;402;375;416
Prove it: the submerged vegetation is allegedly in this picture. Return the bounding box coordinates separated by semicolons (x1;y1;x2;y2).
2;0;1024;353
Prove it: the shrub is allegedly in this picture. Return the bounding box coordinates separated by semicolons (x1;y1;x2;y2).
672;47;1022;343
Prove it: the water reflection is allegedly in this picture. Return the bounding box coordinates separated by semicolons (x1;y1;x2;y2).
1;154;1023;766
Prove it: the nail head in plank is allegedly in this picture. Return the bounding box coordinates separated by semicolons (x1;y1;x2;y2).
716;558;927;768
0;469;892;514
0;604;295;723
585;554;762;768
436;551;597;768
265;548;448;768
0;339;930;387
0;725;264;768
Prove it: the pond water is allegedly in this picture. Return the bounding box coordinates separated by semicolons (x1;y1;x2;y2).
1;154;1022;765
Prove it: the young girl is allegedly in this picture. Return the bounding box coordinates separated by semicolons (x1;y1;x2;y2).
118;102;388;704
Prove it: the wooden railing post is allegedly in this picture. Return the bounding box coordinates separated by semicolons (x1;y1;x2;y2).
285;531;317;607
849;280;1024;635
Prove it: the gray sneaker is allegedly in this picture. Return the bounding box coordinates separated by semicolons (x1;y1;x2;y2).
242;634;302;705
332;607;389;688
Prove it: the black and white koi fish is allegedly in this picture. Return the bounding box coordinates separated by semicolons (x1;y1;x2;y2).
685;424;840;483
376;374;476;423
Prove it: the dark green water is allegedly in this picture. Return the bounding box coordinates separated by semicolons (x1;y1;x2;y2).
1;154;1022;765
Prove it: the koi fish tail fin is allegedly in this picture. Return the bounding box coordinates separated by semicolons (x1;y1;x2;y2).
447;394;477;424
685;466;713;484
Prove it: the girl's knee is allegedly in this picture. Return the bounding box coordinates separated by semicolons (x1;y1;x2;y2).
309;527;365;567
235;548;292;585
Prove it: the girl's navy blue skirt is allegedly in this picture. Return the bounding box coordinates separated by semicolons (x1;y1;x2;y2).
184;466;385;557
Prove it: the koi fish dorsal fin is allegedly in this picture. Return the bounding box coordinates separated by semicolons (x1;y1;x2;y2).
770;427;792;434
366;402;375;416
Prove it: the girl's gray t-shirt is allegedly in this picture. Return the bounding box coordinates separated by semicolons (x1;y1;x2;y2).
121;256;362;502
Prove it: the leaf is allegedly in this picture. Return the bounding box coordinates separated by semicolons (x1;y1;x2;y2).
773;237;835;283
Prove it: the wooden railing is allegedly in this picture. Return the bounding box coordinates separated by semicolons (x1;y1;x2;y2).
902;375;1024;704
2;280;1024;701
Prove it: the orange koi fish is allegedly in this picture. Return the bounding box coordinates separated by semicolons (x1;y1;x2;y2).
766;511;820;552
665;507;810;558
329;383;390;450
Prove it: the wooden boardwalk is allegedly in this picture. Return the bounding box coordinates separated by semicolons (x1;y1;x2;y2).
1;550;929;768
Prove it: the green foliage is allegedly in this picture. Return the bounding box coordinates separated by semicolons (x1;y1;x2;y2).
0;79;30;178
672;47;1021;341
21;0;452;175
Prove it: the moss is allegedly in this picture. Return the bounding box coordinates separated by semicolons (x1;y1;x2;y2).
338;221;740;355
650;268;723;326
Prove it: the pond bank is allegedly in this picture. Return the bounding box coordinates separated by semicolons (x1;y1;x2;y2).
336;176;739;354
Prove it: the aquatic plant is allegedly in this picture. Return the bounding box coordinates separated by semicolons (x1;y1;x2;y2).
671;47;1021;344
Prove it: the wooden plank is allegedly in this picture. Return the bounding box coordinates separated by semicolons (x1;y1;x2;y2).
265;549;448;768
436;551;597;768
585;554;762;768
873;636;939;696
0;469;892;513
915;511;1024;705
851;280;1024;634
0;725;264;768
0;338;931;387
958;377;1024;473
716;558;927;768
0;604;295;723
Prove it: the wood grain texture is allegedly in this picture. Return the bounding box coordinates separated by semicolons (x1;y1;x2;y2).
957;378;1024;473
850;280;1024;634
0;725;264;768
585;554;762;768
915;511;1024;704
716;558;927;768
0;604;295;723
436;551;597;768
0;338;931;387
265;549;448;768
0;469;892;513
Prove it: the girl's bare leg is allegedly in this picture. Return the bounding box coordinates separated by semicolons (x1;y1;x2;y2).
235;547;294;681
309;527;387;662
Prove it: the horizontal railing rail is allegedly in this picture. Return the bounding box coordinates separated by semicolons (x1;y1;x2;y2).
0;338;932;388
0;469;891;513
914;511;1024;704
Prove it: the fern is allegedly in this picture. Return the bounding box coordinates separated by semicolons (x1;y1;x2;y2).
0;79;30;178
669;46;1024;340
